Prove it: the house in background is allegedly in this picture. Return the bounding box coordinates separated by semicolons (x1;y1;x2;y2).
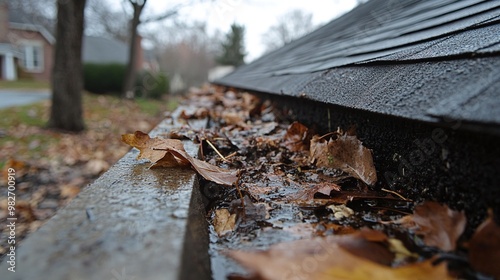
0;0;54;81
82;36;129;65
0;0;149;82
82;35;147;74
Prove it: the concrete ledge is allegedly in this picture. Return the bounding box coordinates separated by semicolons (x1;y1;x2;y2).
1;117;210;280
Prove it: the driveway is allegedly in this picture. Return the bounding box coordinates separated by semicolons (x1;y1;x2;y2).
0;89;50;109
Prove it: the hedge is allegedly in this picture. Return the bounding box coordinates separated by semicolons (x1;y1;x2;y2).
83;63;169;99
134;71;169;99
83;63;126;95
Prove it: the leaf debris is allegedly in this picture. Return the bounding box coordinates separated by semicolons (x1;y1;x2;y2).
122;131;238;186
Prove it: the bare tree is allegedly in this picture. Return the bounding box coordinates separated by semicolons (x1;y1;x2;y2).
85;0;129;42
122;0;179;98
7;0;56;33
261;9;315;53
49;0;87;132
156;21;219;92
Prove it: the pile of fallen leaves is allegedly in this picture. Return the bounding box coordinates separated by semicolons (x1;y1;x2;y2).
123;86;499;279
0;94;170;259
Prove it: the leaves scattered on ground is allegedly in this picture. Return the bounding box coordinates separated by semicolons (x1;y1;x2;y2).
0;93;173;258
148;85;497;280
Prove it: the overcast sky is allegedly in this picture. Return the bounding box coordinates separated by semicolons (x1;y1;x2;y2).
110;0;358;62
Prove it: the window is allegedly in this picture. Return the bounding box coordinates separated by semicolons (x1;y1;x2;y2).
22;43;44;72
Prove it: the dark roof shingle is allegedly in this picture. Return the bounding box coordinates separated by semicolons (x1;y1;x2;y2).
215;0;500;133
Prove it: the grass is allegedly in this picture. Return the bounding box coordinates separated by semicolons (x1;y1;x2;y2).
0;102;47;127
0;79;50;89
0;92;178;169
136;97;178;115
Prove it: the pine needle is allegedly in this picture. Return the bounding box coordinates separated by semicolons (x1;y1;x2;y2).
206;139;228;162
381;188;411;201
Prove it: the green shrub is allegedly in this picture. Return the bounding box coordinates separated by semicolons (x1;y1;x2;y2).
83;63;126;95
134;71;169;99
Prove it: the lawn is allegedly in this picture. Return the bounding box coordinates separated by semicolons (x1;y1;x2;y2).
0;93;176;169
0;79;50;89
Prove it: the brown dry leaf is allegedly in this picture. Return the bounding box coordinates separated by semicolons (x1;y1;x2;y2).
310;134;377;185
222;111;246;125
396;201;465;251
214;209;236;236
321;256;450;280
167;148;239;186
282;121;310;152
228;229;451;280
338;228;394;266
1;158;27;182
468;212;500;279
122;131;238;186
122;131;189;166
59;184;81;199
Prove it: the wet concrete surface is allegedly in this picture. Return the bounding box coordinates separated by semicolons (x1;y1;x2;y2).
0;89;50;109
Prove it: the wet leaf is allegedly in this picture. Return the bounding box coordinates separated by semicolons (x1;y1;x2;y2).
291;182;341;201
228;229;451;280
282;121;310;152
214;209;236;236
310;134;377;185
122;131;238;186
337;228;393;266
395;201;465;251
230;196;269;222
468;212;500;279
121;131;189;167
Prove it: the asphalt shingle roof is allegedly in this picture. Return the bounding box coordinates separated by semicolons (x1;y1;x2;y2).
82;36;128;65
215;0;500;133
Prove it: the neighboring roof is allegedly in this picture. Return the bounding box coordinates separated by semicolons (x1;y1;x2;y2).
0;42;22;57
82;36;128;64
215;0;500;132
8;5;55;44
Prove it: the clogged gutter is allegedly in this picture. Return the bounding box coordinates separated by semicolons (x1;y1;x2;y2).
124;86;500;280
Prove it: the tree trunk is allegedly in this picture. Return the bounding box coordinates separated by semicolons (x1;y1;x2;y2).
49;0;87;132
122;1;145;98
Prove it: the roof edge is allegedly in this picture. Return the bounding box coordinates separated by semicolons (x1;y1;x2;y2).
9;22;55;44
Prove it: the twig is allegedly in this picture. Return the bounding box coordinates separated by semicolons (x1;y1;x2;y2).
206;139;228;162
225;152;238;159
381;188;411;201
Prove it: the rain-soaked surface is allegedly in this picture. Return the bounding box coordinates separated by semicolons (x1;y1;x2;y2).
173;86;494;280
172;88;415;279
